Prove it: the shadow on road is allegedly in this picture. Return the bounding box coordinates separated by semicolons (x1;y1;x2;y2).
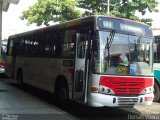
0;78;143;120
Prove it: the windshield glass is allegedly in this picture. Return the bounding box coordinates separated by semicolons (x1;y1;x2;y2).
92;31;153;76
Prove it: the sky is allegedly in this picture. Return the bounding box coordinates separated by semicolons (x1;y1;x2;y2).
2;0;38;39
2;0;160;39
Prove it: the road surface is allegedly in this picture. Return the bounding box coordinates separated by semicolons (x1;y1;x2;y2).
0;78;160;120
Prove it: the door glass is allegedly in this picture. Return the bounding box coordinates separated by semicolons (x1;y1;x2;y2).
77;36;86;58
75;70;84;92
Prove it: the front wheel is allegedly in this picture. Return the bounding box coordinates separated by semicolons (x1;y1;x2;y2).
55;83;69;106
153;80;160;102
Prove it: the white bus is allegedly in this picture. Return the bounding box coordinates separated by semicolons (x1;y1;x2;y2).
5;15;154;107
0;40;7;73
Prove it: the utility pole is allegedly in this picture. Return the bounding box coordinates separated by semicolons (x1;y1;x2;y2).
107;0;110;15
101;0;121;16
101;0;110;16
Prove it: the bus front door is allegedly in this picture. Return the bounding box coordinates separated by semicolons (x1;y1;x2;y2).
73;33;88;103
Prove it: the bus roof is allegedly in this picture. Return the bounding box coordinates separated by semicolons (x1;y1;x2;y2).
8;15;151;39
8;15;96;39
106;16;148;26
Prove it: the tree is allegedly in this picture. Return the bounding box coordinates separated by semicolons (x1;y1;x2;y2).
20;0;82;26
78;0;159;25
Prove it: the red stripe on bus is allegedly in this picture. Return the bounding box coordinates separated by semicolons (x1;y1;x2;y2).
99;76;153;95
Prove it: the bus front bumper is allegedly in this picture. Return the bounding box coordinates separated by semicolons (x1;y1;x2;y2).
88;93;154;107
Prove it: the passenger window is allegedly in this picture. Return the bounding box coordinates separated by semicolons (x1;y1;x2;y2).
18;38;25;55
62;30;75;58
8;40;13;56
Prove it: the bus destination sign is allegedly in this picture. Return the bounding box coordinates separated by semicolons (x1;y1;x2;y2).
120;23;144;34
103;21;113;29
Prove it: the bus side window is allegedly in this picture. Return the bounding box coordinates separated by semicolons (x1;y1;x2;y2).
43;33;51;55
18;38;23;55
53;33;61;56
24;36;34;56
7;39;13;56
32;40;39;55
36;33;45;56
61;30;75;58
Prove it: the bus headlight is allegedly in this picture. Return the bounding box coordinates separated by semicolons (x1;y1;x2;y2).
99;85;115;95
140;87;153;94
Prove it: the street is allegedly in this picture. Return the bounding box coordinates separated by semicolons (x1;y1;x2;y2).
0;78;160;120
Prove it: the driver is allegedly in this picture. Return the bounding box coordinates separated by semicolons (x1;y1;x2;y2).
119;53;129;66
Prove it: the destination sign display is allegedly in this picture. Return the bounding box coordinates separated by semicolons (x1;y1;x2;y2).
103;21;113;29
120;23;144;34
97;17;152;36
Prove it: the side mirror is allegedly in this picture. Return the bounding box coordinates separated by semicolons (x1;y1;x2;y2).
153;43;157;53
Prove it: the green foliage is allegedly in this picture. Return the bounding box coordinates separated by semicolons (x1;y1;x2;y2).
20;0;82;26
21;0;159;26
78;0;159;25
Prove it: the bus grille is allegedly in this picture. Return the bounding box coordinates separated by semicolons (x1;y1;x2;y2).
117;97;138;106
111;81;144;95
100;76;153;95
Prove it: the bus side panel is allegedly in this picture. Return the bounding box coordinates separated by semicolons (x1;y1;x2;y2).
15;57;64;93
27;57;60;93
59;59;74;99
15;57;31;83
5;56;13;78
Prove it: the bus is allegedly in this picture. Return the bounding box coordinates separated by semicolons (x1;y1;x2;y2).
0;40;7;74
5;15;154;107
153;35;160;102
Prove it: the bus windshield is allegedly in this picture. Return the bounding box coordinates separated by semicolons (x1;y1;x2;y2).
92;30;153;76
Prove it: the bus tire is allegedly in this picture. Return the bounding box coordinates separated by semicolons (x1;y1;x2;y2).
153;80;160;102
55;80;69;106
17;70;23;88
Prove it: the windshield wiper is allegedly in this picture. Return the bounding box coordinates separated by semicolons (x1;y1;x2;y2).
106;30;115;67
134;35;143;61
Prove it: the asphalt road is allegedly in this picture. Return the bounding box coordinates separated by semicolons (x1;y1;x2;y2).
0;78;159;120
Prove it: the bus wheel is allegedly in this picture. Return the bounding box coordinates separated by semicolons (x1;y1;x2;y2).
17;71;23;88
153;81;160;102
56;83;69;106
